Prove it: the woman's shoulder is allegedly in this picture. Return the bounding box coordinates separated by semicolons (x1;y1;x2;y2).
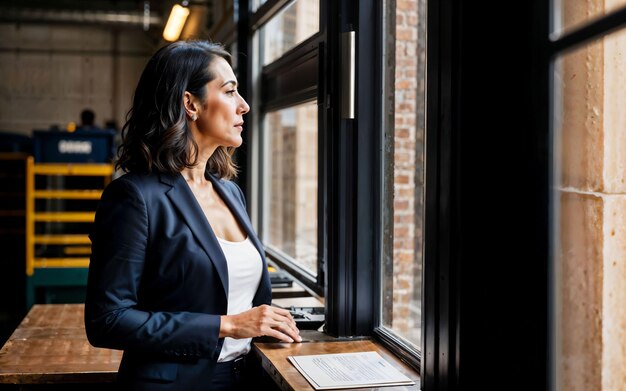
209;173;240;193
110;171;158;187
217;177;246;207
104;171;168;198
218;177;239;190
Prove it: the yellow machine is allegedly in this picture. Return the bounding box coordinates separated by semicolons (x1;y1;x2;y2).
25;157;113;308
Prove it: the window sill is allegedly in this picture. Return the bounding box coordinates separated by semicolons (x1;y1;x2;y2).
253;332;421;390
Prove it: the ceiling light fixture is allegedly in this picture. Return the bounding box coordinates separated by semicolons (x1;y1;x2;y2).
162;3;190;42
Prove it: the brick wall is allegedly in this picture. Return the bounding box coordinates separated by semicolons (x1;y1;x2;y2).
388;0;423;345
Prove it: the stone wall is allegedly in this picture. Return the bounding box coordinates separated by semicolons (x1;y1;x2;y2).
557;4;626;389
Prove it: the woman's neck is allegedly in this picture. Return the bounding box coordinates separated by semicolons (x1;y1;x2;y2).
181;166;207;185
181;143;217;184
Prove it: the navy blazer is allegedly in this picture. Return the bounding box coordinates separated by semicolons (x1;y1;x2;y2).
85;171;271;390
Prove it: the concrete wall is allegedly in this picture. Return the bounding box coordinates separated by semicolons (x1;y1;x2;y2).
0;23;155;136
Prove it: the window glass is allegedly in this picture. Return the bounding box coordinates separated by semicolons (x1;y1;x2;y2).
229;41;238;71
263;101;318;275
252;0;268;13
552;28;626;389
553;0;626;38
261;0;319;65
381;0;425;347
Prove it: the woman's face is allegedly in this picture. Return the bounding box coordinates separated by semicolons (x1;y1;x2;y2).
194;57;250;148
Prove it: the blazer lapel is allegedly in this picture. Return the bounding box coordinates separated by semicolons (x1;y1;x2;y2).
206;173;265;261
161;173;229;300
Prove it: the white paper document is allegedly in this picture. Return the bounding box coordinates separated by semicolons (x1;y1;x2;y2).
288;351;416;390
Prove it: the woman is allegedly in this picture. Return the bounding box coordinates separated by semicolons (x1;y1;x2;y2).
85;41;301;391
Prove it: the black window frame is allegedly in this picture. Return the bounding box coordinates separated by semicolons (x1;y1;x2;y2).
238;0;428;373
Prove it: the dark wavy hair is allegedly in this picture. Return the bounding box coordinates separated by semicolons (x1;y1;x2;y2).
116;41;238;179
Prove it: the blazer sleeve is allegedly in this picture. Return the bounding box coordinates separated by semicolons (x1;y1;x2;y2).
85;177;221;359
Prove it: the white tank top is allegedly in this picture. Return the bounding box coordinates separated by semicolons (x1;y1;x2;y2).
216;236;263;362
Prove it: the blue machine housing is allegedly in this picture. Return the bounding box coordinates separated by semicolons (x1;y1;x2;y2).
33;129;116;163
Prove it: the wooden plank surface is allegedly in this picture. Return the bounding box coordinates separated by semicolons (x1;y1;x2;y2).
0;304;121;384
254;338;420;391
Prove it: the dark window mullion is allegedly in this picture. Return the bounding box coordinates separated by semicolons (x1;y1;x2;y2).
261;92;317;114
550;4;626;55
260;36;320;112
373;327;421;372
237;0;252;203
251;0;294;32
422;0;458;387
262;32;322;74
265;246;322;295
323;0;355;337
353;0;381;337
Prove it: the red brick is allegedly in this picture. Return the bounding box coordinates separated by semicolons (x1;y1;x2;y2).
394;153;411;164
397;187;415;198
397;27;415;41
398;102;415;112
396;79;411;90
394;199;408;209
397;0;417;11
396;252;414;263
394;225;408;236
396;138;415;148
396;58;416;67
397;279;411;290
395;128;410;139
394;214;413;224
395;174;410;184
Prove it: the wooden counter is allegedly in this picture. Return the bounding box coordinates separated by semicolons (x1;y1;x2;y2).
0;304;121;385
1;305;419;391
254;333;421;391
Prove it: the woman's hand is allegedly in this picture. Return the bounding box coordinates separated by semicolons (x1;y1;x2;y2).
220;304;302;343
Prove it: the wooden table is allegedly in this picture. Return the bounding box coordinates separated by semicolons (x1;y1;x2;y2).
254;334;421;391
1;305;419;391
0;304;121;387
